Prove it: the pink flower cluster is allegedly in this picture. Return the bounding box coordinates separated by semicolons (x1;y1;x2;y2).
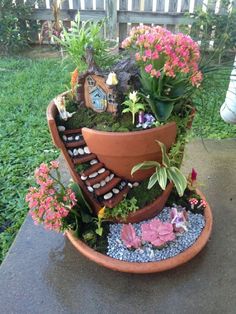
26;161;77;232
122;25;202;87
121;219;175;249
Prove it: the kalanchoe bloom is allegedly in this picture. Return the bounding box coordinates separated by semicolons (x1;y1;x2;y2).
121;224;142;249
170;208;188;233
26;161;77;232
141;219;175;247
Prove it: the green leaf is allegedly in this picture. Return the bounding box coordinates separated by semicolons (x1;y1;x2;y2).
122;108;131;113
155;140;170;167
95;227;103;236
155;100;174;121
156;167;167;190
166;167;187;196
147;171;159;189
131;161;160;176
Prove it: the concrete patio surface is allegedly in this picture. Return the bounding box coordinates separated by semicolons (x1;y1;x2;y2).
0;138;236;314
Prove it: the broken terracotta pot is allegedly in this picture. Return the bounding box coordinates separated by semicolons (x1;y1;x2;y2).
82;122;177;181
66;189;213;274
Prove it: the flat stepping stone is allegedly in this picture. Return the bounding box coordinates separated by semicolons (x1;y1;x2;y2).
81;163;104;177
65;140;86;148
95;177;121;197
64;128;82;135
102;185;130;208
73;153;97;165
85;170;110;187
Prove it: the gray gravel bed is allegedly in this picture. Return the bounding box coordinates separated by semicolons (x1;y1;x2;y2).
107;207;205;262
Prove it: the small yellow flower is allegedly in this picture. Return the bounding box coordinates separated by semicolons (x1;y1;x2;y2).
98;206;106;219
129;91;138;103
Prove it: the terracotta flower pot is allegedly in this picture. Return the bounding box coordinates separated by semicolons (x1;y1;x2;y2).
110;182;173;224
66;189;213;274
82;122;177;181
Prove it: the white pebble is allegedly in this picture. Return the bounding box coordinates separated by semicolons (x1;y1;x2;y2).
100;180;106;187
90;159;98;165
98;168;105;174
112;188;119;194
78;148;84;155
58;126;65;132
105;176;110;183
89;172;98;178
68;150;73;156
84;146;90;154
128;183;133;188
104;192;113;200
81;175;87;181
62;135;67;141
93;183;100;189
87;186;94;192
133;182;139;187
109;174;114;180
73;149;78;156
67;136;73;141
75;135;80;141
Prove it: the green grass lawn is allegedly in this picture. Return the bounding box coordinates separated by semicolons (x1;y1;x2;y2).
0;55;235;264
0;57;70;262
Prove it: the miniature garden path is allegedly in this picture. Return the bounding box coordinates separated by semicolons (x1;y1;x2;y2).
0;138;236;314
61;128;131;209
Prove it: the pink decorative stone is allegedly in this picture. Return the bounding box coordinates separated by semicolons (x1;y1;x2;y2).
121;224;141;249
141;219;175;247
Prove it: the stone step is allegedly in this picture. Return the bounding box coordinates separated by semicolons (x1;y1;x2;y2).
73;154;97;164
95;177;121;197
65;140;86;148
102;185;130;208
64;128;82;135
81;163;104;177
85;170;110;187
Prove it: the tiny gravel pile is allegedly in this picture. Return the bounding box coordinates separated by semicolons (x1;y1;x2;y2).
107;207;205;262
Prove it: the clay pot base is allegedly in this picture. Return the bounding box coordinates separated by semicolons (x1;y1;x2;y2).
66;190;213;274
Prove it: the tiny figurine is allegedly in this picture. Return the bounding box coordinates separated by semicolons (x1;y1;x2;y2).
170;208;188;233
54;95;76;121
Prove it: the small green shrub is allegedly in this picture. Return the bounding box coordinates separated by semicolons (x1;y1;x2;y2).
106;197;139;219
0;0;38;53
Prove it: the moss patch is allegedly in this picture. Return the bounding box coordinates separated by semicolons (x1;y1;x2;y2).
127;179;163;208
64;101;140;132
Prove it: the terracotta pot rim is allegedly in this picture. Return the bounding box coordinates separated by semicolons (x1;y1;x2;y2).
82;121;176;136
66;189;213;274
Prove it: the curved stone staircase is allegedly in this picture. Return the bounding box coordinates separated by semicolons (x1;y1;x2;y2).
59;128;136;210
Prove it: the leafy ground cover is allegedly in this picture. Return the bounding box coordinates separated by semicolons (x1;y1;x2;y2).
0;55;235;264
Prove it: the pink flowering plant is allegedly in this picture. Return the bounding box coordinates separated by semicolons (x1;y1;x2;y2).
25;161;79;232
122;25;203;121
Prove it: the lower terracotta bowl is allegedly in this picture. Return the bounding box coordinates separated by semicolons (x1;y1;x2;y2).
66;189;213;273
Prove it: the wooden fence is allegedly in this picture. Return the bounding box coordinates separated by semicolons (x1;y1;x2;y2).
29;0;236;42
